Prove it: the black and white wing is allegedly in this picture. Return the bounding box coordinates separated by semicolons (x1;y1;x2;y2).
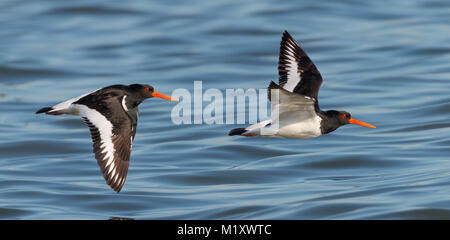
278;30;323;101
75;95;134;192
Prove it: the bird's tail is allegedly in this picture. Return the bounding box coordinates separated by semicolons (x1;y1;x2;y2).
36;97;81;116
229;120;273;137
35;107;64;115
228;128;248;136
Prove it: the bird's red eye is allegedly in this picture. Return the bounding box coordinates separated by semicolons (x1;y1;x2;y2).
342;114;346;118
144;87;150;92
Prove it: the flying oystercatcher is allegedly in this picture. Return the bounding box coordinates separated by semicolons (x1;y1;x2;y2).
36;84;177;192
229;31;375;138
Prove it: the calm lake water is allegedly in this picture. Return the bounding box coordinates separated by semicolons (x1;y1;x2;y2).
0;0;449;219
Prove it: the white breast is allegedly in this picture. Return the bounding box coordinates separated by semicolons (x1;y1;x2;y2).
275;115;322;139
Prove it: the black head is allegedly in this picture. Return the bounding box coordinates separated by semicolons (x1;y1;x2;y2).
322;110;350;133
322;110;375;134
333;110;352;125
129;84;154;100
129;84;177;102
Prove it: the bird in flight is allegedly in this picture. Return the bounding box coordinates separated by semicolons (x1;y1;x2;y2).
36;84;178;192
229;31;375;138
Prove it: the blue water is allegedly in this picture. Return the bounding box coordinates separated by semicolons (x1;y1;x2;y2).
1;0;449;219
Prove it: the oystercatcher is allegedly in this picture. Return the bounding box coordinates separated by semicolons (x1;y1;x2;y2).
229;31;375;138
36;84;177;192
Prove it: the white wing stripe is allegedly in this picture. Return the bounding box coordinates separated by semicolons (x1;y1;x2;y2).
113;173;119;183
109;168;116;178
282;46;302;92
75;104;116;168
105;158;115;170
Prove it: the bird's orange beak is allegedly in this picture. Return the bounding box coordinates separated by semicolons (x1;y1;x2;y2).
349;118;376;128
152;91;178;102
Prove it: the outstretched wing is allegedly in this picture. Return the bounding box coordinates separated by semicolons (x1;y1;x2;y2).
278;30;323;100
268;81;317;126
75;94;133;192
